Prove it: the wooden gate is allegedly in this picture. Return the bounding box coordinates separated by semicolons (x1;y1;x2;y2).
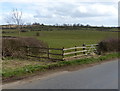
63;44;98;60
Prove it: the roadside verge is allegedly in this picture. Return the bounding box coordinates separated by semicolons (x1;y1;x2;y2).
2;52;120;83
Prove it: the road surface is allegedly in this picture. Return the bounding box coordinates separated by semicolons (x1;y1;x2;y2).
3;59;118;89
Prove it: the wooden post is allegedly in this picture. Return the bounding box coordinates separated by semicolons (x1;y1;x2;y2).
26;46;28;55
83;44;86;54
26;46;29;59
47;47;49;59
62;47;64;61
75;46;77;57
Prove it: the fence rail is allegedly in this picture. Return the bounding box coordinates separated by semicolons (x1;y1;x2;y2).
24;46;64;61
63;47;86;51
24;46;63;50
63;44;98;60
23;44;98;61
64;50;88;55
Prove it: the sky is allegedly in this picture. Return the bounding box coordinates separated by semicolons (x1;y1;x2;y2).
0;0;119;27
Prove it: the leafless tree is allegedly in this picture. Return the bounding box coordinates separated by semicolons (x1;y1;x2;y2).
5;15;12;29
6;9;23;35
12;9;23;34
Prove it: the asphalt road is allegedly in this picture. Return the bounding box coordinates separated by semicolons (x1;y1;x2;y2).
3;59;118;89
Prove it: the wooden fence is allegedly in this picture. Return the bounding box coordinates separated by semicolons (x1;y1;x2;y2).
63;44;98;60
25;46;64;61
25;44;98;61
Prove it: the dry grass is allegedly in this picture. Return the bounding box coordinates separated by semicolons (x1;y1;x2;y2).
2;59;51;71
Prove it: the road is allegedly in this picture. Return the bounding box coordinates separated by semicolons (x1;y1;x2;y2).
3;59;118;89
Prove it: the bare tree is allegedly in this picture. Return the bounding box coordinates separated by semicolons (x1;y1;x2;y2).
6;9;23;35
12;9;23;35
5;15;12;29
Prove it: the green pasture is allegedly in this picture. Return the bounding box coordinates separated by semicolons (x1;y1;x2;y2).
2;30;118;48
2;29;119;79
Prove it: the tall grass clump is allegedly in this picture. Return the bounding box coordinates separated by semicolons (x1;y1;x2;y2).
97;38;120;54
2;37;48;58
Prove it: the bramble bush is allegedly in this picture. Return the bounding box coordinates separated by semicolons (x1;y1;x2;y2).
97;38;120;54
2;37;48;58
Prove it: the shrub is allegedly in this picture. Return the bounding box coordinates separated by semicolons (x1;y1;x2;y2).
2;37;48;58
20;30;29;32
97;38;120;54
36;32;40;36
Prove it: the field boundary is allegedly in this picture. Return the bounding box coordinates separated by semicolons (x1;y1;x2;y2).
24;44;98;61
24;46;63;61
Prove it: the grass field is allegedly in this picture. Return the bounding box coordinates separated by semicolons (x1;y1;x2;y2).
2;30;118;48
2;29;119;80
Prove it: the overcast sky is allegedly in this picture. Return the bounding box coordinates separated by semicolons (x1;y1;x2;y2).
0;0;118;26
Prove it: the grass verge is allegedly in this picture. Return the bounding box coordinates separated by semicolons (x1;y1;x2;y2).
2;52;120;81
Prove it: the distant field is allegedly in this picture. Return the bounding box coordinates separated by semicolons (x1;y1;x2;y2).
2;30;118;48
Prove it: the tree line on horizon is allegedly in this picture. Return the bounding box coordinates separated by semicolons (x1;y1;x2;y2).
2;22;117;32
2;8;118;32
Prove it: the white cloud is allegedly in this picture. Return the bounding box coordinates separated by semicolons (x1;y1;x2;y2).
91;3;117;15
0;0;119;3
77;6;87;13
75;3;117;17
34;2;117;18
0;0;118;26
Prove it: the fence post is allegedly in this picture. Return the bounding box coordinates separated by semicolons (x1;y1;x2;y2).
62;47;64;61
26;46;29;59
83;44;86;54
47;47;49;59
75;46;77;57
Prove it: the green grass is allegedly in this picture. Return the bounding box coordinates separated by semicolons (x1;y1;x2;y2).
2;30;118;48
2;52;119;78
2;29;119;80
